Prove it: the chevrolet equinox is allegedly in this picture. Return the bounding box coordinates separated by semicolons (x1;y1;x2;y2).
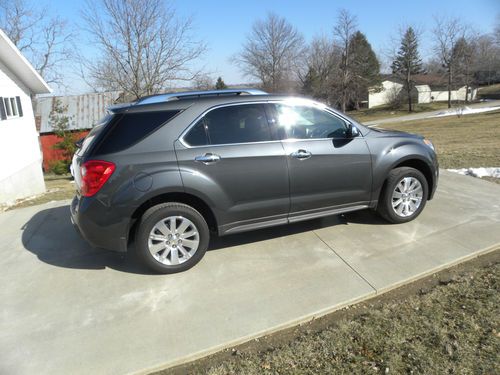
70;89;438;273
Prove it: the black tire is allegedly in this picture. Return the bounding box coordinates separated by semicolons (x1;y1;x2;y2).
377;167;428;224
135;202;209;274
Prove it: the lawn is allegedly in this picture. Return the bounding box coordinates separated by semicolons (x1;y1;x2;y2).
158;251;500;375
378;110;500;169
347;102;450;123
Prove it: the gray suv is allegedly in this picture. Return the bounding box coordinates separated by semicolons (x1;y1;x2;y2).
71;89;438;273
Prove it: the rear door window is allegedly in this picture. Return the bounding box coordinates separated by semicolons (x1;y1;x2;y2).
204;104;272;145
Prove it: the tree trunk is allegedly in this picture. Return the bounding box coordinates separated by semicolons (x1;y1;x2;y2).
447;67;452;109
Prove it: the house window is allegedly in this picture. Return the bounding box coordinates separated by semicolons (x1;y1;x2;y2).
0;96;23;120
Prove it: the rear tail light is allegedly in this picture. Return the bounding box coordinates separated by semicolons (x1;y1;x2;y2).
80;160;115;197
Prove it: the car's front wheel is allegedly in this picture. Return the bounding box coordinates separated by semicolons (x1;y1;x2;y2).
135;202;209;274
377;167;428;224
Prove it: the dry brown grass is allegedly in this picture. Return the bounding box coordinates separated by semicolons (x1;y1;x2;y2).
378;110;500;169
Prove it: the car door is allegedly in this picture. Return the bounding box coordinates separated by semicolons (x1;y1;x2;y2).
175;103;290;234
269;102;372;218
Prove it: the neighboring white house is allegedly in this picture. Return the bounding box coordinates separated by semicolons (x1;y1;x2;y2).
368;80;403;108
0;29;51;206
368;75;477;108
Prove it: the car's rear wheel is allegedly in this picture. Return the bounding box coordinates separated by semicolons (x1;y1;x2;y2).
135;203;209;274
377;167;428;224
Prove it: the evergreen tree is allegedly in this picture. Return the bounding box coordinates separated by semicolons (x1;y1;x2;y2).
215;76;227;90
392;27;423;112
50;99;76;174
348;31;381;109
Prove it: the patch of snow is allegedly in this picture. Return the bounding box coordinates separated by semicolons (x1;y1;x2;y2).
432;105;500;118
447;167;500;179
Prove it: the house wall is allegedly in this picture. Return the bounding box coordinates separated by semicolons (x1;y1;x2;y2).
368;80;403;108
0;60;45;205
40;130;90;171
430;87;478;102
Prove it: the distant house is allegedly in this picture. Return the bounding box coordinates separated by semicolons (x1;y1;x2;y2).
368;74;477;108
35;91;120;170
0;29;51;206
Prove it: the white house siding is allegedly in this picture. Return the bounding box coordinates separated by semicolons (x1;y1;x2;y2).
415;85;431;104
368;80;403;108
0;60;45;205
430;87;477;102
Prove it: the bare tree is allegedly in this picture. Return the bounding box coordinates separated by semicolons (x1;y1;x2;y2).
495;14;500;46
191;73;214;91
235;13;305;92
0;0;72;87
82;0;206;100
333;9;357;112
473;34;500;86
453;36;477;102
432;17;470;108
300;34;340;103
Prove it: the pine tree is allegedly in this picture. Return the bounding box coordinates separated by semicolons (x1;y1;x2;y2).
215;77;227;90
348;31;381;109
391;27;423;112
50;99;76;174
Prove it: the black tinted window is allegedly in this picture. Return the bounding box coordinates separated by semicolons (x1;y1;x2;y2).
203;104;271;145
94;110;179;154
184;120;208;146
274;105;348;139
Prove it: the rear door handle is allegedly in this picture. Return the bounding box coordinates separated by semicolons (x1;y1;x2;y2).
290;149;312;160
195;153;221;164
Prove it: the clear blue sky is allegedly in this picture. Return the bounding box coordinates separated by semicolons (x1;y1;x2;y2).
48;0;499;94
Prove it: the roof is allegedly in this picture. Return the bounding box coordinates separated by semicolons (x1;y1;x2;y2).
0;29;51;94
111;89;272;114
135;89;267;105
379;73;451;89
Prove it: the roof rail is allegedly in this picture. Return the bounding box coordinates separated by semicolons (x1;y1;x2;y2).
136;89;267;105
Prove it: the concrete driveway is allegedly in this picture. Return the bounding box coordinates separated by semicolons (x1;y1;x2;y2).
1;170;499;375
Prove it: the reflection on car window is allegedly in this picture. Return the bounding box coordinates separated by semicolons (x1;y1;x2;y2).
275;104;348;139
203;104;271;145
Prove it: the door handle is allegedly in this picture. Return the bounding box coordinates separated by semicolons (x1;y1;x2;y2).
194;153;221;164
290;149;312;160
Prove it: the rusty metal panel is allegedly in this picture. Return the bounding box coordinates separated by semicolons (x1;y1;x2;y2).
35;91;121;133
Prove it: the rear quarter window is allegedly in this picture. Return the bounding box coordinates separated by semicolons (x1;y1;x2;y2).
92;110;179;155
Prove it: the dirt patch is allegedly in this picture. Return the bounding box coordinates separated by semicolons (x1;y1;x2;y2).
159;249;500;375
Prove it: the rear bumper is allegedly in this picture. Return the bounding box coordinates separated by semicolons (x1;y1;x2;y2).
70;195;129;252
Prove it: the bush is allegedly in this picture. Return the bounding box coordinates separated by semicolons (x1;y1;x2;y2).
49;160;71;175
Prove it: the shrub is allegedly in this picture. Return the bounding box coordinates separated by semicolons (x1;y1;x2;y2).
49;160;71;175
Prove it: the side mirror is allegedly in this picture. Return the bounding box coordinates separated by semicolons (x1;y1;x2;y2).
346;124;360;138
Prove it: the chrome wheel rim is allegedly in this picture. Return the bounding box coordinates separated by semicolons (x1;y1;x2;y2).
391;177;423;218
148;216;200;266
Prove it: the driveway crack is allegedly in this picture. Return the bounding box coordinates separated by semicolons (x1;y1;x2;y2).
313;231;377;292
